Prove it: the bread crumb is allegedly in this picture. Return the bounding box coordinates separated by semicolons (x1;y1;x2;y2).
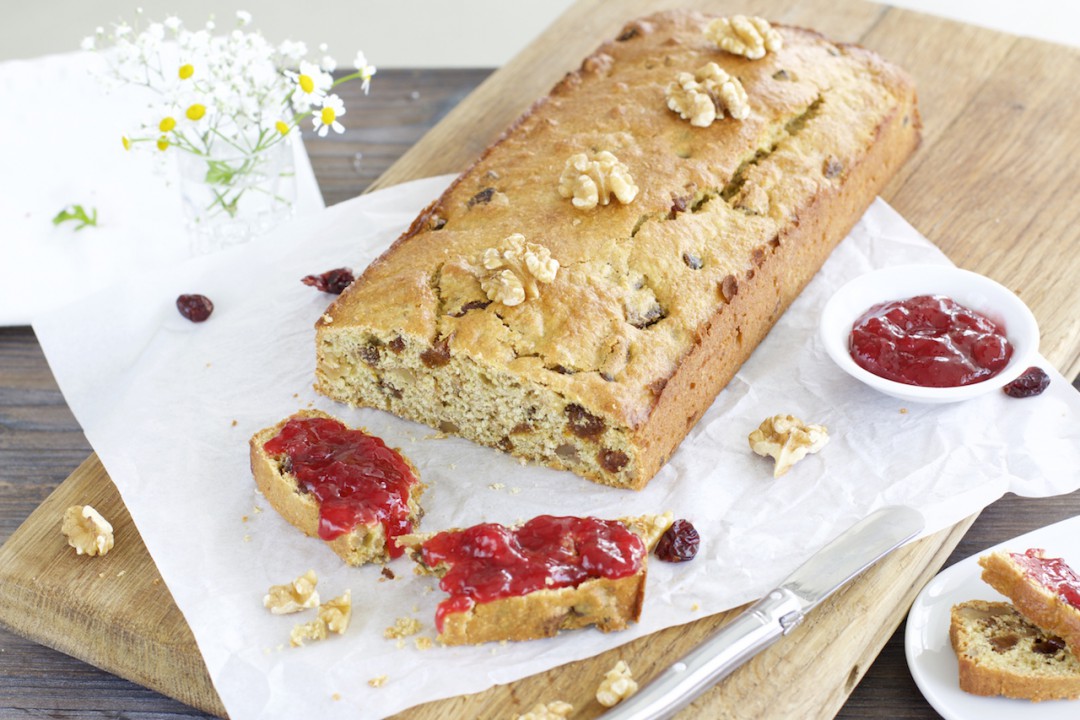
331;692;341;701
510;487;522;495
489;482;506;491
415;636;433;650
395;639;405;649
596;660;639;707
117;570;126;578
514;701;573;719
97;572;105;578
243;534;252;543
368;675;388;688
385;616;423;639
899;407;909;414
231;419;238;427
242;515;249;523
263;570;319;614
152;578;161;586
253;505;263;514
61;505;114;557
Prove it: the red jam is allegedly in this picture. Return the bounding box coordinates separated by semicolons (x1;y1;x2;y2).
262;416;418;558
849;294;1012;387
1011;549;1080;609
419;516;645;632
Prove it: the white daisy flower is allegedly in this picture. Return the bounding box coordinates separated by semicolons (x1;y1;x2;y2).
236;10;252;27
163;16;181;31
352;50;376;92
321;55;337;73
312;93;346;137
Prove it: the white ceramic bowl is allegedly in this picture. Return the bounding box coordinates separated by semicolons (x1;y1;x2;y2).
819;265;1040;404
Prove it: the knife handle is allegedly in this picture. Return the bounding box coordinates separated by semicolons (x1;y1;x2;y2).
601;588;803;720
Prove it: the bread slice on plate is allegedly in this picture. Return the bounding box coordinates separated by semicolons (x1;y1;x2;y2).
950;600;1080;701
250;409;424;566
979;549;1080;656
398;513;672;645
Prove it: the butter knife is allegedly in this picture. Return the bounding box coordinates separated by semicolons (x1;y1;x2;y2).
603;505;924;720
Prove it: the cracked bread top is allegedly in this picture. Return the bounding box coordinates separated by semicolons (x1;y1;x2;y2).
320;10;916;430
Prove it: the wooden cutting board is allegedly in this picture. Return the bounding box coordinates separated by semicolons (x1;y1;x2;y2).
2;0;1079;718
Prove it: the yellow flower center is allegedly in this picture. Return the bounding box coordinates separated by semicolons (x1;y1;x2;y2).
275;120;289;135
320;107;336;125
179;64;194;80
186;103;206;121
159;116;176;133
122;136;131;151
157;136;169;151
298;74;314;94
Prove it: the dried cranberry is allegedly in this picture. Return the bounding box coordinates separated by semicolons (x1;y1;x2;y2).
1003;367;1050;398
656;519;700;562
176;294;213;322
301;267;355;294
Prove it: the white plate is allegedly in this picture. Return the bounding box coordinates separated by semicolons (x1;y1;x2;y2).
905;515;1080;718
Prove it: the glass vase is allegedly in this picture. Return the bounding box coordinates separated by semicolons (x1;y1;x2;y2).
177;140;296;255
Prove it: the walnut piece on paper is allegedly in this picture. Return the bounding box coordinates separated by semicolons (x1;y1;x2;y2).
61;505;114;557
666;62;750;127
513;701;574;720
558;150;638;210
263;570;319;614
706;15;783;60
478;233;559;307
289;618;329;647
749;414;829;477
596;660;639;707
319;590;352;635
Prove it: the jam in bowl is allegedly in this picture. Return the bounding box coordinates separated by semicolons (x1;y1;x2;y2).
819;265;1040;403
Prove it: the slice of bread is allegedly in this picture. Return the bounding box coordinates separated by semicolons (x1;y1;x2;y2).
399;513;673;645
979;549;1080;656
250;409;424;566
950;600;1080;701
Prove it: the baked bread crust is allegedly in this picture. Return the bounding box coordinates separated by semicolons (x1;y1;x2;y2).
950;600;1080;701
315;10;921;489
249;410;424;566
979;550;1080;657
400;514;673;645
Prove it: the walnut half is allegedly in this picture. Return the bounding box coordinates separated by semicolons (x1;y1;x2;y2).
61;505;114;557
263;570;320;614
558;150;638;210
478;233;559;307
749;414;829;477
596;660;640;707
666;62;750;127
706;16;783;60
514;701;574;720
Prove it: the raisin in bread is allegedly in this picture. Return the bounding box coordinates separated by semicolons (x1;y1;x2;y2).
950;600;1080;701
398;513;672;645
249;410;424;565
979;549;1080;657
315;10;920;489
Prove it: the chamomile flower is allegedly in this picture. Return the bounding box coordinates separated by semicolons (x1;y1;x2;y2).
236;10;252;27
312;94;346;137
353;51;376;93
321;55;337;73
80;36;95;51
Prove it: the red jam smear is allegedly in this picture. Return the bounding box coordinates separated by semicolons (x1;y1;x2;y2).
849;294;1012;387
419;515;645;632
262;416;418;558
1011;549;1080;609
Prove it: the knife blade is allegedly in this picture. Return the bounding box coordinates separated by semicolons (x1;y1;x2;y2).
602;505;924;720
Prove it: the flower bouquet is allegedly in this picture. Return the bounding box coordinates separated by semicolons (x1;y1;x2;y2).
85;10;376;252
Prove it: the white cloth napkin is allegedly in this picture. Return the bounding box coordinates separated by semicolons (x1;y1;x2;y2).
33;176;1080;720
0;50;323;326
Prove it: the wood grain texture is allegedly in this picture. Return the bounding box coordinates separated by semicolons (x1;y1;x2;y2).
3;0;1080;718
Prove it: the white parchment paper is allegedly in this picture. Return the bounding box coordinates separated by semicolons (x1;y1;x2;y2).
34;175;1080;719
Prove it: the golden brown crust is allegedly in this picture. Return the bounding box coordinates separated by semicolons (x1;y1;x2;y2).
950;600;1080;701
400;515;670;645
979;550;1080;657
315;10;921;489
249;409;424;566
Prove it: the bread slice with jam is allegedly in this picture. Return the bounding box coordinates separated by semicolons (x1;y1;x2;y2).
250;409;424;566
399;513;672;645
979;549;1080;657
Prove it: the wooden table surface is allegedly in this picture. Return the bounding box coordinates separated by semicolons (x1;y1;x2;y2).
4;2;1080;717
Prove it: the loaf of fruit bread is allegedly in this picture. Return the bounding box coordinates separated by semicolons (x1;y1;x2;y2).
979;549;1080;656
950;600;1080;701
314;10;921;489
249;410;424;565
398;513;673;645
